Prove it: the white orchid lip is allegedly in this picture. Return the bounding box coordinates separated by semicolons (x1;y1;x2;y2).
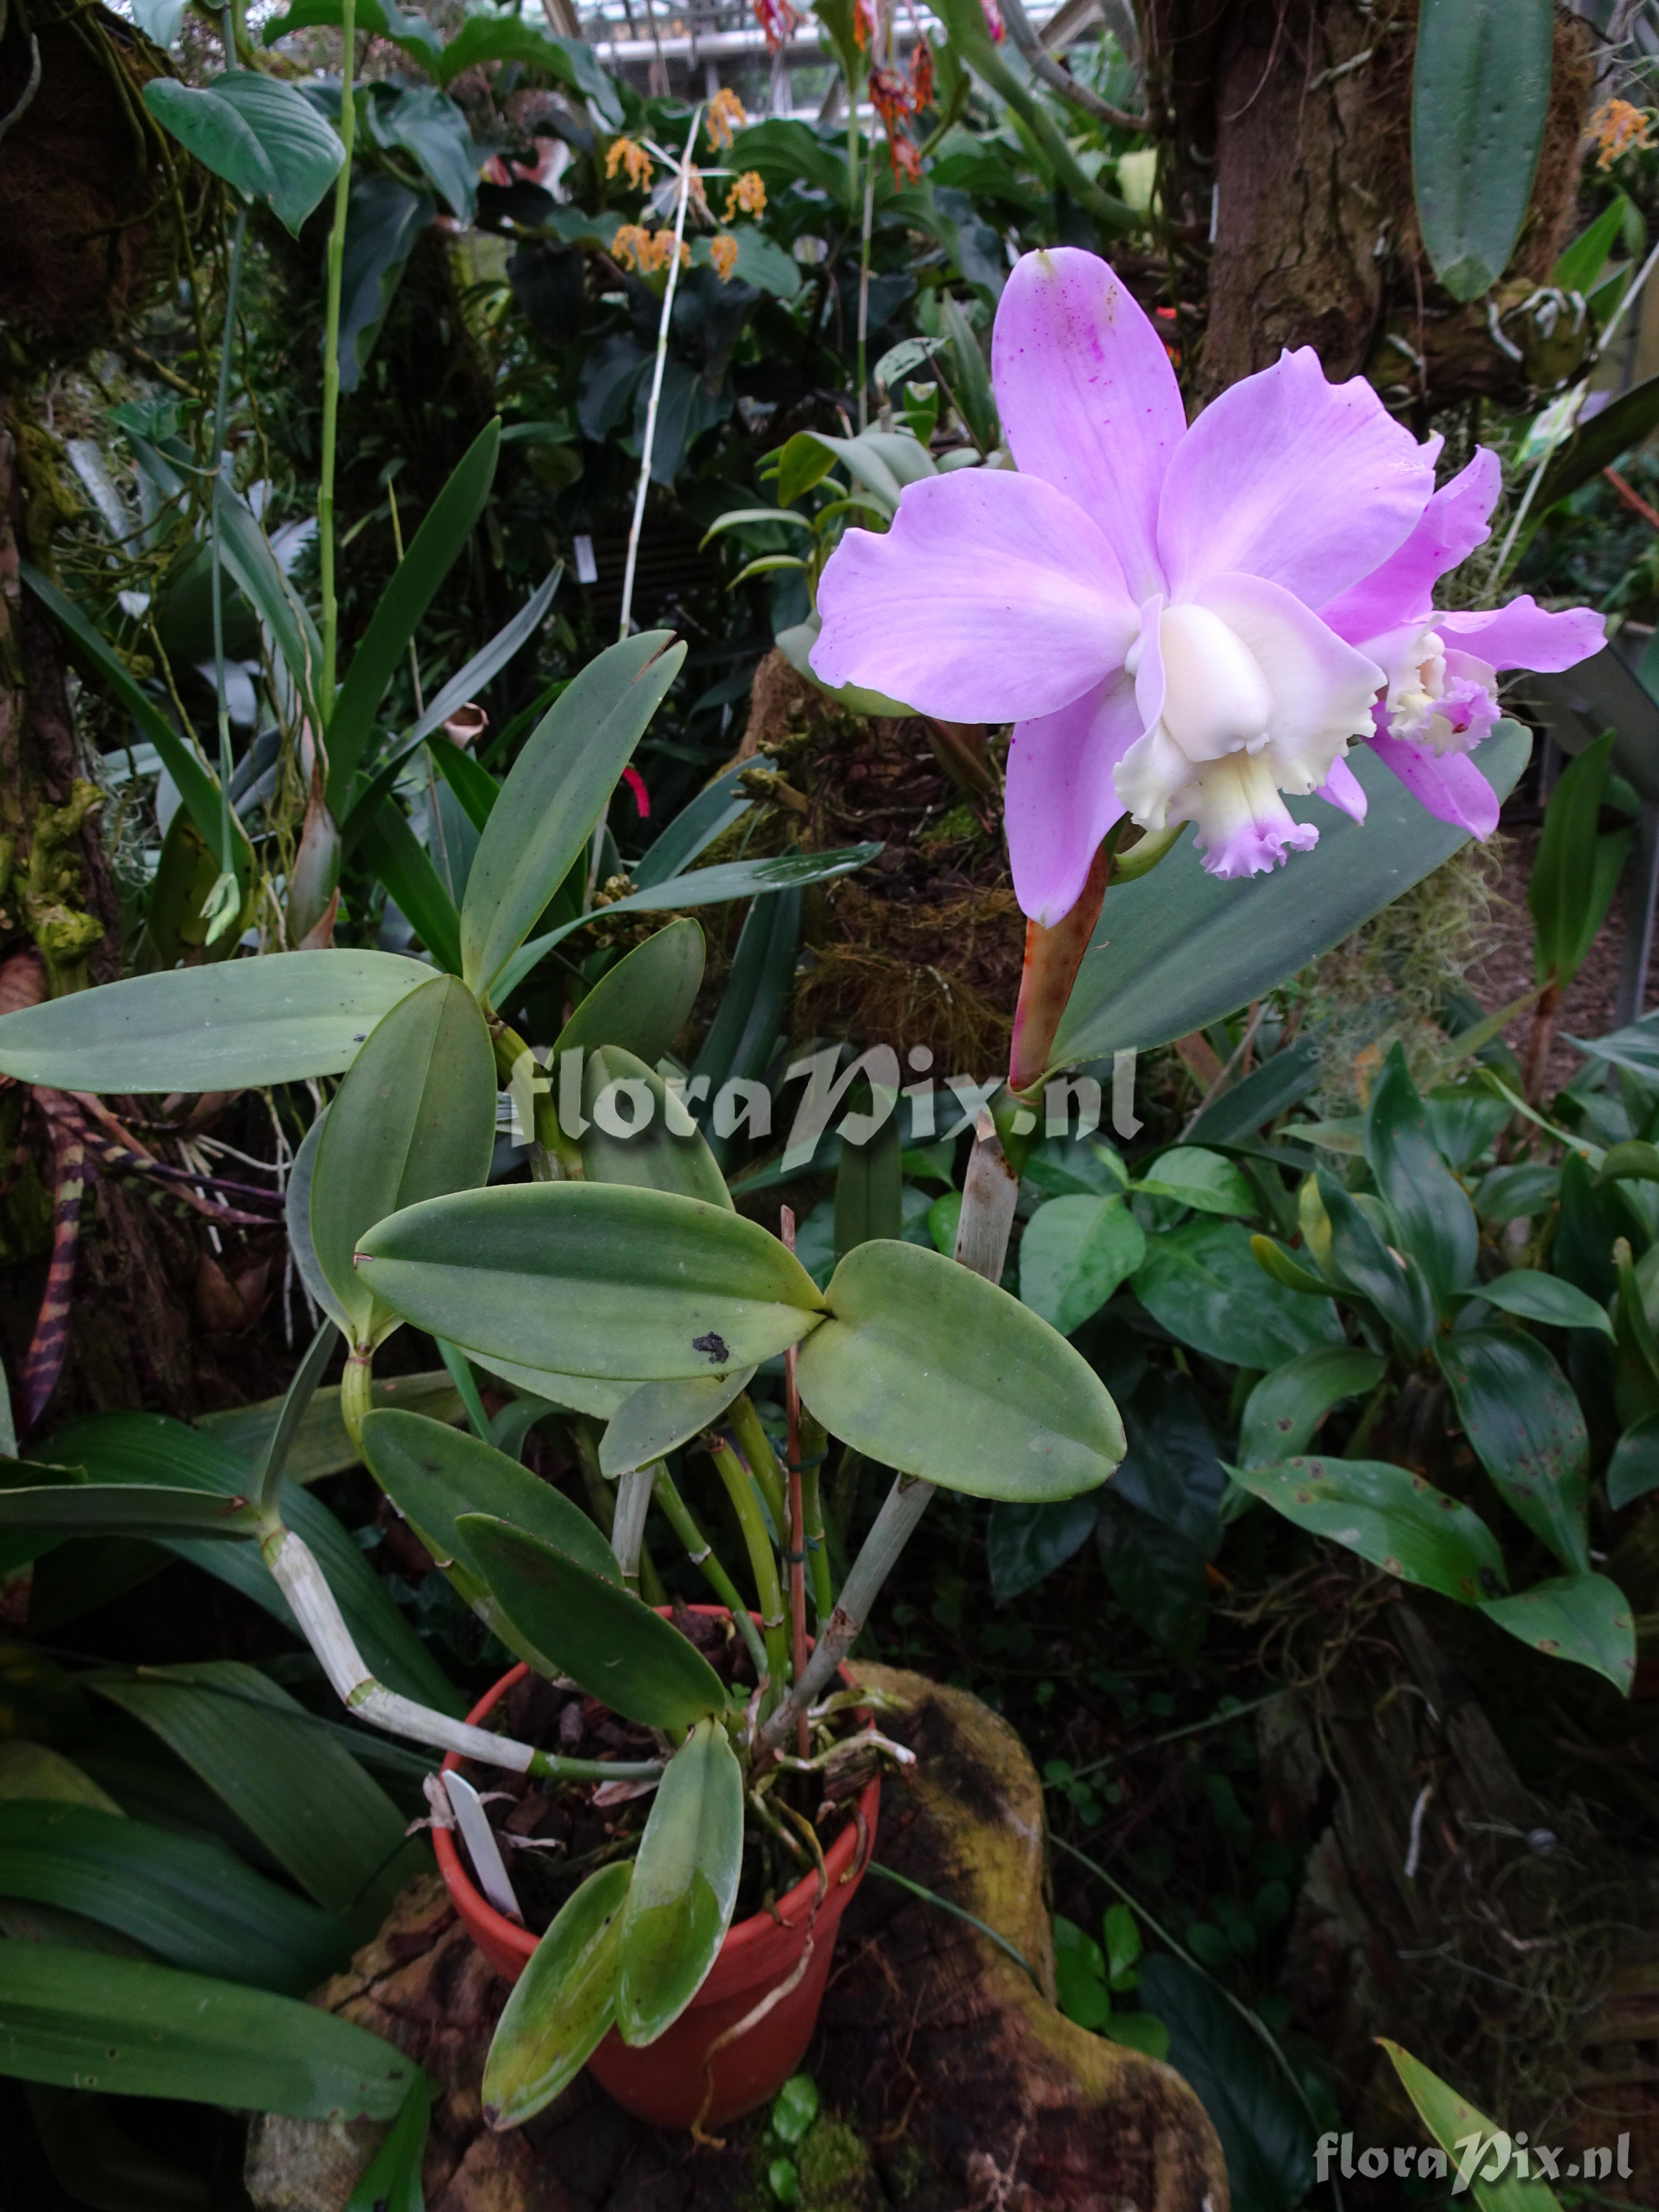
1156;601;1274;763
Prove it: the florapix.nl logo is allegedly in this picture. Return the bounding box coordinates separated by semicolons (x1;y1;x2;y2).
1317;2129;1636;2190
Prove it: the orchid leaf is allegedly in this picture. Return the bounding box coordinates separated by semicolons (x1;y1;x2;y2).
1412;0;1553;301
1434;1328;1591;1574
143;72;344;235
616;1718;743;2046
553;920;705;1067
1237;1347;1386;1469
1231;1456;1507;1603
1478;1573;1636;1697
484;1863;631;2127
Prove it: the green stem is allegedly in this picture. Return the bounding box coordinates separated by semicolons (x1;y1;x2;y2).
856;156;875;431
653;1466;770;1678
208;201;248;902
318;0;358;715
491;1020;581;1179
340;1345;372;1454
800;1458;834;1624
726;1393;788;1539
706;1435;788;1698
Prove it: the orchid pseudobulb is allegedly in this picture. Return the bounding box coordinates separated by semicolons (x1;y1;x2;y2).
811;248;1603;927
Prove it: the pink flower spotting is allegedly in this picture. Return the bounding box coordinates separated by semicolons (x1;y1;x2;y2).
810;248;1604;926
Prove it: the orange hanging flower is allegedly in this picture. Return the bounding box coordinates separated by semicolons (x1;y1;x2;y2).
1590;97;1654;171
909;34;934;112
710;232;740;281
612;223;690;275
722;169;767;223
753;0;801;55
852;0;875;47
869;63;921;186
705;86;747;149
605;136;655;191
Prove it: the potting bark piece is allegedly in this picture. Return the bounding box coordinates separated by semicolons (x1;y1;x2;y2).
244;1670;1227;2212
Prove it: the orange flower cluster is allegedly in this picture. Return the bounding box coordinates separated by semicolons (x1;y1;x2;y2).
722;169;767;222
753;0;801;55
852;0;875;46
1591;97;1654;171
605;136;655;191
869;38;935;184
705;86;748;148
710;233;740;281
613;223;690;275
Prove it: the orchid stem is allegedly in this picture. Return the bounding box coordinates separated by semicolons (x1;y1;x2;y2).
318;0;358;715
706;1432;789;1704
652;1465;771;1679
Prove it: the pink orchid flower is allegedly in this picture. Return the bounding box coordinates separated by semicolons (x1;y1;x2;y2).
811;247;1605;926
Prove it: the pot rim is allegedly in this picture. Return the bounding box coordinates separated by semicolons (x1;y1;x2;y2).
436;1607;879;1969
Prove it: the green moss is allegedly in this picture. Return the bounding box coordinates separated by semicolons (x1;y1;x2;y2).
883;2133;930;2202
795;2117;873;2210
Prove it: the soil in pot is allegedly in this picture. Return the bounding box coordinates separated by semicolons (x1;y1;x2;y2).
438;1600;882;2131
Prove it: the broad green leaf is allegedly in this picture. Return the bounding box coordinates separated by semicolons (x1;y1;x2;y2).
577;1046;732;1207
430;11;619;119
799;1240;1125;1500
1422;1080;1513;1172
345;2072;432;2212
0;1480;259;1541
1131;1148;1256;1218
0;1945;415;2117
1381;2038;1560;2212
20;563;225;862
1018;1195;1145;1335
616;1718;742;2046
1248;1234;1331;1299
1607;1410;1659;1509
1132;1219;1343;1370
457;1514;728;1728
213;479;324;729
1435;1329;1590;1574
335;172;434;394
599;1370;756;1481
1053;727;1528;1068
0;1743;121;1812
492;845;881;1005
1476;1163;1560;1222
264;0;439;55
1552;194;1630;294
1364;1044;1479;1307
462;632;684;996
356;1183;825;1381
1479;1573;1636;1697
554;920;705;1067
143;73;344;233
634;764;753;889
469;1352;630;1421
484;1863;631;2127
1470;1270;1613;1337
1318;1171;1436;1354
364;82;477;219
87;1661;415;1921
1529;735;1622;986
359;1411;620;1589
0;1802;343;1993
0;950;431;1092
311;974;496;1346
1232;1455;1507;1602
327;423;500;803
1412;0;1553;300
49;1411;459;1714
1238;1347;1386;1469
1139;1956;1315;2212
986;1495;1099;1603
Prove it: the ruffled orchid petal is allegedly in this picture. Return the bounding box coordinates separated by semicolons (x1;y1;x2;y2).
810;472;1137;721
1157;348;1437;605
1317;754;1368;824
1367;729;1499;838
1005;673;1142;926
1114;720;1191;834
1188;753;1320;878
1440;596;1605;675
1190;573;1386;793
991;247;1187;602
1319;447;1501;641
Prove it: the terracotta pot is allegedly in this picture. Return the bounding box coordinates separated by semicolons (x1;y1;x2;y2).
435;1621;881;2131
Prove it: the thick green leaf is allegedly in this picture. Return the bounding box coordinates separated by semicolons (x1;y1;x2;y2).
1318;1170;1437;1353
213;480;324;729
469;1353;630;1421
1552;194;1630;295
834;1102;902;1258
1479;1573;1636;1696
484;1862;631;2127
359;1410;620;1589
1434;1329;1590;1573
264;0;439;54
356;1183;825;1381
493;845;880;1005
364;82;477;219
0;951;431;1092
634;763;753;889
345;2071;432;2212
599;1371;756;1481
1607;1410;1659;1509
0;1477;259;1541
576;1046;732;1206
1018;1195;1145;1335
204;1370;460;1485
87;1661;414;1920
1248;1235;1331;1299
1411;0;1553;300
311;974;496;1346
1233;1455;1506;1601
1131;1148;1256;1218
20;564;225;861
1053;728;1528;1068
987;1495;1099;1603
1471;1270;1613;1337
1139;1956;1314;2212
0;1945;415;2117
1476;1162;1561;1222
1529;734;1619;986
461;632;684;996
327;423;500;803
554;921;705;1068
0;1802;343;1993
1237;1347;1386;1469
616;1718;742;2046
1364;1044;1479;1307
799;1240;1125;1500
144;72;344;233
696;892;801;1170
1532;371;1659;528
430;11;617;117
1132;1219;1343;1370
457;1514;728;1727
335;172;435;394
357;802;464;975
1380;2039;1560;2212
48;1411;459;1714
